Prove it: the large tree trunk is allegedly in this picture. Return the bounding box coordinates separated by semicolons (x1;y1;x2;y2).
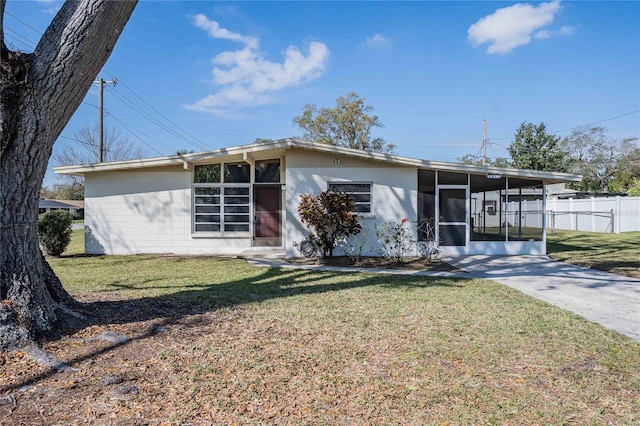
0;0;137;350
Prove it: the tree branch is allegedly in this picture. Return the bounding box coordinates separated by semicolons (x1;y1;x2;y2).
31;0;137;139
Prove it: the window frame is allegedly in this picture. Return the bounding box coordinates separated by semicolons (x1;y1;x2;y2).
192;163;252;236
327;181;373;215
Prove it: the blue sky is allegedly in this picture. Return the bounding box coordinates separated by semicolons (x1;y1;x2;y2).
4;1;639;186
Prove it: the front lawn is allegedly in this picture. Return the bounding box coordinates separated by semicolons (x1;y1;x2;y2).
1;252;638;424
547;230;640;279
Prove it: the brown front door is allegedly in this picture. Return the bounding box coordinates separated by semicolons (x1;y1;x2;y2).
254;185;281;245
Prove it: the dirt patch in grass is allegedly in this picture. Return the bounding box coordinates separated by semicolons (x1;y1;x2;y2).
287;256;462;272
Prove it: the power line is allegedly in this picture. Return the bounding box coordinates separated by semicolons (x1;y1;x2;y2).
488;109;640;141
105;73;212;151
105;85;210;151
3;26;37;50
549;110;640;134
5;11;43;35
105;110;176;155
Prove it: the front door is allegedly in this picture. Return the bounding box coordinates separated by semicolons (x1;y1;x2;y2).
438;187;468;247
254;185;281;246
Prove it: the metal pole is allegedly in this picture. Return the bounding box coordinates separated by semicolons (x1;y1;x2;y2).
482;118;487;166
97;78;104;162
94;77;116;163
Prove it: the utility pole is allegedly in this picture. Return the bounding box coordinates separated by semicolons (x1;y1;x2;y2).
94;77;117;162
482;118;487;166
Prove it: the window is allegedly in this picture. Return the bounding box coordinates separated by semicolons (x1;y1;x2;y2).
255;159;281;183
194;164;221;183
483;200;497;212
194;186;250;233
193;164;250;233
328;182;372;213
224;163;250;183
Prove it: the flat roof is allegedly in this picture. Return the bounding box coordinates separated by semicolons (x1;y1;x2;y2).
54;138;582;184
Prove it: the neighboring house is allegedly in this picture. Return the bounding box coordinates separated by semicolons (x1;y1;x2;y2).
54;139;581;257
39;199;84;218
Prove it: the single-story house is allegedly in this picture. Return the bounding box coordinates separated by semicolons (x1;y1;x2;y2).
39;199;84;218
54;138;581;257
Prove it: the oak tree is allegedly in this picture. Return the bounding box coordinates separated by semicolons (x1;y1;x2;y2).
561;126;639;193
293;92;396;153
0;0;137;349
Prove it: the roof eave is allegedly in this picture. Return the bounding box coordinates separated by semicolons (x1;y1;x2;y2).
53;138;582;184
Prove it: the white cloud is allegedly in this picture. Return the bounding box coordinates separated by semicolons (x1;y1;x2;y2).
468;0;572;54
191;13;258;49
560;25;575;35
186;14;330;115
365;33;392;49
535;24;575;40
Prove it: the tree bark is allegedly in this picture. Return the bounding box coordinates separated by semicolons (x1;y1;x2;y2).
0;0;137;349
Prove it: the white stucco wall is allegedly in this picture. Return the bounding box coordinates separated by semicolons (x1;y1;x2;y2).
284;148;418;258
84;167;252;255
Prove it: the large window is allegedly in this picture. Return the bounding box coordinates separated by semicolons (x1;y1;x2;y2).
328;182;372;213
193;164;251;233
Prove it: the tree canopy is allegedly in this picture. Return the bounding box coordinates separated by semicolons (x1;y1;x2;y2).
457;153;511;168
508;122;568;172
293;92;396;153
53;124;146;166
561;126;639;193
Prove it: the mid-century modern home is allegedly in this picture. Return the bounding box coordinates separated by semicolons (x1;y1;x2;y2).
54;138;581;257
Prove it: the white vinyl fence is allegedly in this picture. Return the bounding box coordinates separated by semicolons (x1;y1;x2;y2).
547;196;640;234
505;196;640;234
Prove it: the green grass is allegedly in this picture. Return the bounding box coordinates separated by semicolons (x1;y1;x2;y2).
547;230;640;279
41;245;640;424
63;229;85;256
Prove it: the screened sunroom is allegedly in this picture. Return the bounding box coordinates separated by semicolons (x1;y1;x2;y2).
418;169;549;255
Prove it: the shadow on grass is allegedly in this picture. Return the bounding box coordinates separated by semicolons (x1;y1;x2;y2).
1;264;467;394
89;267;465;326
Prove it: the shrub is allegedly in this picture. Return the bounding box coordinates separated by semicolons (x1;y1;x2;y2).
374;218;415;264
38;210;74;256
298;190;362;257
416;218;440;262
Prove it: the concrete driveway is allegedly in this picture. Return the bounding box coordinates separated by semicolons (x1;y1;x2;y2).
446;255;640;342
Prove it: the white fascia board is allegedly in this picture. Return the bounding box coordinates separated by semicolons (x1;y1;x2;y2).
53;139;294;176
54;137;582;184
287;139;582;183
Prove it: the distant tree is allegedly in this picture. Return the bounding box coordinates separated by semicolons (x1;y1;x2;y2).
508;122;568;171
611;143;640;193
40;185;54;199
53;124;145;166
627;178;640;196
50;181;84;200
457;153;482;165
561;126;639;193
457;153;511;168
52;124;145;199
293;92;396;153
176;149;194;155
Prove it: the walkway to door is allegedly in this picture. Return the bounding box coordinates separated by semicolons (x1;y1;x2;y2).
446;255;640;342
